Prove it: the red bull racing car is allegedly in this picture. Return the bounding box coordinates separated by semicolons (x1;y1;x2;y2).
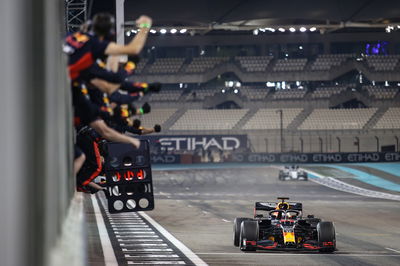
233;197;336;252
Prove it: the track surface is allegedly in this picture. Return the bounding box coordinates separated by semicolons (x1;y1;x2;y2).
85;165;400;265
147;165;400;266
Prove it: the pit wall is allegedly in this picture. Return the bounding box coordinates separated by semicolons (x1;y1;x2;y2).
0;1;79;266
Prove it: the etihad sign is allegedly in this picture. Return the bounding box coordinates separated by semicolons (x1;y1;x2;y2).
158;136;242;151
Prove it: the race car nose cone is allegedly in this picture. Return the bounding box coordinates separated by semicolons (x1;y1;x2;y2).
283;232;295;244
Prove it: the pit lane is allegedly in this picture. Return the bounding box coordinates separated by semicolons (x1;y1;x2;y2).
87;164;400;265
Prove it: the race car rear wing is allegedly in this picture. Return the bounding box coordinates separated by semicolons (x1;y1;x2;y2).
255;202;303;211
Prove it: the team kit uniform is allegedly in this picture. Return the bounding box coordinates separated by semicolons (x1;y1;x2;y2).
64;19;160;193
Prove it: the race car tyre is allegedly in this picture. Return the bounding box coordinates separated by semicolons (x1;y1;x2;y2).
239;220;259;251
317;221;336;253
233;217;251;246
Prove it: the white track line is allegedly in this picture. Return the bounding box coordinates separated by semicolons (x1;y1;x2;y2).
113;228;150;231
139;212;208;266
111;225;149;228
118;239;163;242
120;243;168;247
91;195;118;266
114;229;153;233
108;218;144;221
125;254;179;258
116;231;156;234
116;235;160;238
386;247;400;253
110;222;146;225
122;248;173;252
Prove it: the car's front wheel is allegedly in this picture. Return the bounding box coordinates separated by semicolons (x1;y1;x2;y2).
239;220;259;252
233;217;250;247
317;221;336;253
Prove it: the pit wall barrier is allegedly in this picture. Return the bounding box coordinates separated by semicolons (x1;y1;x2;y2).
151;152;400;164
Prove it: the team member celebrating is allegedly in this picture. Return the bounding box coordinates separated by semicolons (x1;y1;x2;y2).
65;13;153;190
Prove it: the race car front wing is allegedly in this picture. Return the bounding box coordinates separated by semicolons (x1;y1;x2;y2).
244;240;334;251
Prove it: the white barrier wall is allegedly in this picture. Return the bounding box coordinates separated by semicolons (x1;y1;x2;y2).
0;1;76;266
247;131;400;153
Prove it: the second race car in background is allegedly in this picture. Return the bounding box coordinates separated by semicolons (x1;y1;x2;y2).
279;165;308;181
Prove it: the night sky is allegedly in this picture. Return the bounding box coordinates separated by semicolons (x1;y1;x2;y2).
89;0;115;19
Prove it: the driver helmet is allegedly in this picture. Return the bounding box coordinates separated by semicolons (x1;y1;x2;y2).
277;202;289;210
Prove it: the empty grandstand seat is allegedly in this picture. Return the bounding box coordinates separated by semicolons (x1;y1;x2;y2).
273;89;307;99
243;108;303;130
147;58;185;74
273;58;307;72
170;109;248;130
363;85;398;99
148;90;183;102
134;58;148;74
138;108;177;128
185;57;229;73
186;88;218;100
239;86;270;100
299;108;377;130
235;56;273;72
365;55;400;71
374;107;400;129
311;54;354;71
311;86;347;99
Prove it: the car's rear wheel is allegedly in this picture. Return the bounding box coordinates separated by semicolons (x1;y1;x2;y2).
317;221;336;253
233;218;250;246
239;220;259;252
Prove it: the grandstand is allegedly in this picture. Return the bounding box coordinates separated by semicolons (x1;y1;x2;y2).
133;57;148;74
185;56;229;73
272;58;308;72
363;85;398;99
311;86;347;98
122;11;400;156
170;109;248;130
236;56;273;72
132;54;400;78
311;54;354;71
138;108;177;128
148;89;183;101
273;89;307;99
243;108;303;130
186;87;218;100
365;55;400;71
239;86;270;100
147;57;185;74
374;107;400;129
298;108;377;130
